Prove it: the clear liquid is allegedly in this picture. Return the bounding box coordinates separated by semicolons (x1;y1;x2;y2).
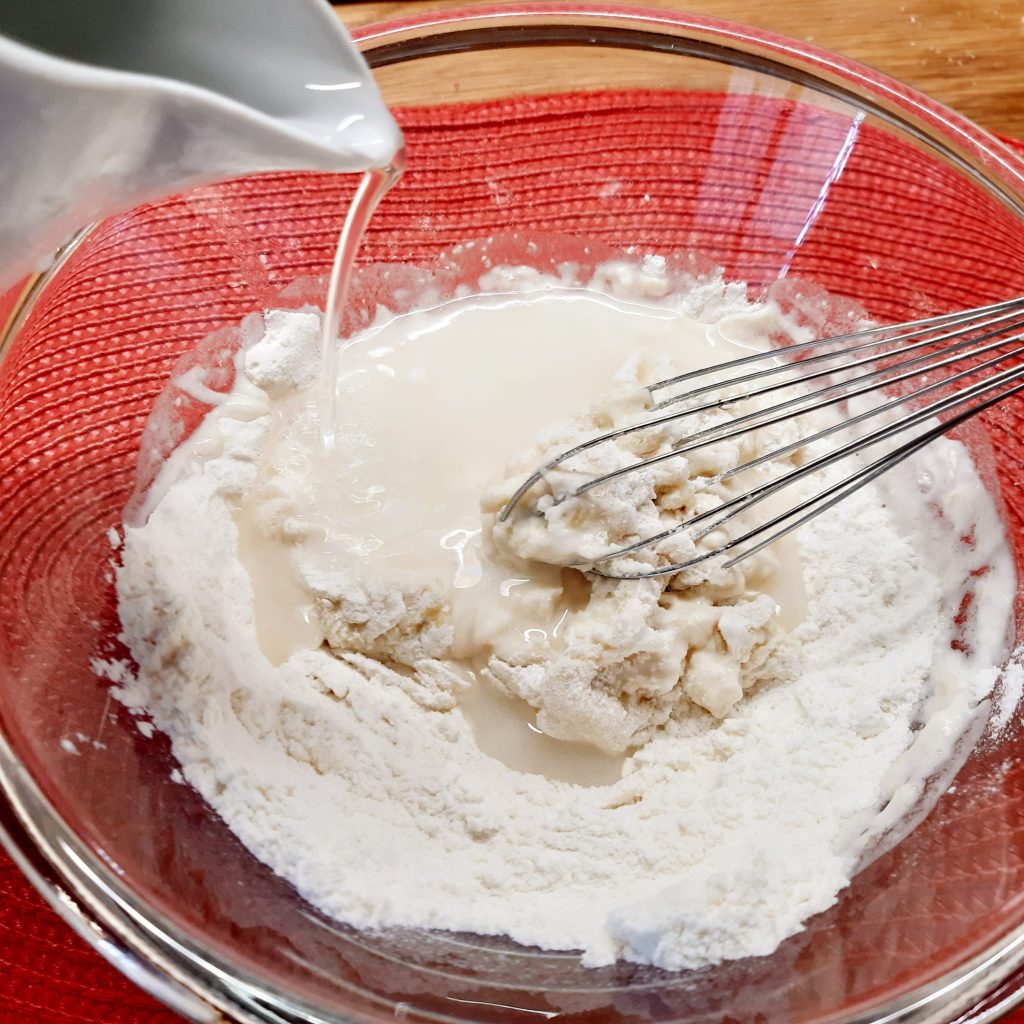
259;178;808;784
232;504;321;667
320;150;407;455
458;679;625;787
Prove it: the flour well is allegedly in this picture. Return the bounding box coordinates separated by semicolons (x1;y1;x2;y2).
107;259;1016;971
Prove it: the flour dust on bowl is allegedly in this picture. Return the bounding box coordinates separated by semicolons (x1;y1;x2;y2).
2;6;1024;1024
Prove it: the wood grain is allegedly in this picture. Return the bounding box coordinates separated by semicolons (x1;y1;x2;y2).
335;0;1024;140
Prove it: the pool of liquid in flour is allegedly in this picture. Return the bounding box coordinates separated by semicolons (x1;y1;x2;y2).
236;287;807;787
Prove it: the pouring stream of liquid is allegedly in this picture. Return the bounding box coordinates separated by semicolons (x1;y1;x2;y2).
320;150;407;454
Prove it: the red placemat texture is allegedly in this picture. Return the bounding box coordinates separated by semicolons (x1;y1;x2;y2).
2;93;1024;1024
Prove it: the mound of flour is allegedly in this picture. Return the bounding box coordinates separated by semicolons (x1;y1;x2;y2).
104;266;1016;970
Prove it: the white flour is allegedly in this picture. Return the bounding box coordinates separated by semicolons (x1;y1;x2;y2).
104;261;1016;970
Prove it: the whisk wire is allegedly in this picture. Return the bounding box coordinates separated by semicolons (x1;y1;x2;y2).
718;339;1024;481
721;377;1024;570
591;356;1024;577
498;296;1024;578
654;305;1024;414
647;295;1024;398
498;299;1024;521
571;324;1024;502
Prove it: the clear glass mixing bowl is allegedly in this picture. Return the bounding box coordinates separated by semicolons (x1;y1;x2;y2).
1;5;1024;1023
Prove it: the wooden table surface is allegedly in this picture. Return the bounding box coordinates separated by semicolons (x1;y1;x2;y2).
336;0;1024;141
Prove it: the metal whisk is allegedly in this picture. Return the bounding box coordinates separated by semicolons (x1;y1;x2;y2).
498;296;1024;579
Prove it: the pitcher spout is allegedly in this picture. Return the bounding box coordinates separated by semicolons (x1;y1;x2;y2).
0;0;402;287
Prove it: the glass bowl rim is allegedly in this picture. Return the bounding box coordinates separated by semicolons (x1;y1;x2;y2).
2;5;1024;1023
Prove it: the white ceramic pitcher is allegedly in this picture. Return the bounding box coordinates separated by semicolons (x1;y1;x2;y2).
0;0;403;289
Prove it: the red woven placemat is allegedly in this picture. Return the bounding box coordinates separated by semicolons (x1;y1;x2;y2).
2;92;1024;1024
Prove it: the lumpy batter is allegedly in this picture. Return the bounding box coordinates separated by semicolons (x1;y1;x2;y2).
104;258;1016;969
